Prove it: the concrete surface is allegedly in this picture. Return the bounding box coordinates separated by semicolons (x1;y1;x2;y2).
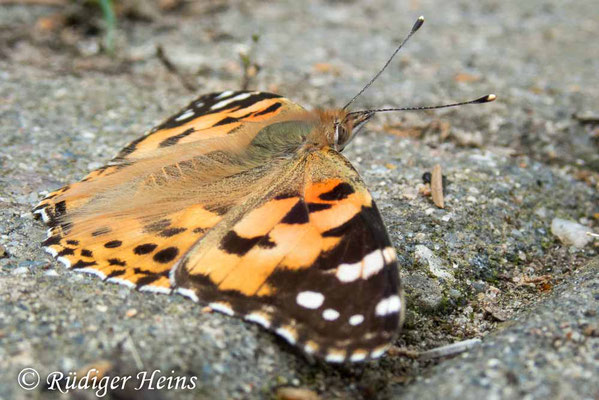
1;0;598;399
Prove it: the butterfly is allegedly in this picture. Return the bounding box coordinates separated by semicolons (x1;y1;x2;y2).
33;16;494;363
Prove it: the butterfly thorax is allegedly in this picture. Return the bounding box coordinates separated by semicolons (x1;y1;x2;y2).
248;108;368;156
243;109;345;158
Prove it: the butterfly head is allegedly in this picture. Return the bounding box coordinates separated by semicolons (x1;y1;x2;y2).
317;109;374;152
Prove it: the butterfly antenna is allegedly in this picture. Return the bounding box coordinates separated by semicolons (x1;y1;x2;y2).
342;16;425;111
347;94;496;116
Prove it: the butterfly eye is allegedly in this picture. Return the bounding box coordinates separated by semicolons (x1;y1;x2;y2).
333;122;341;149
333;122;350;150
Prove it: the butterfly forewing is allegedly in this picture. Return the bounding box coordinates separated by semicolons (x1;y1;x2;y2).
115;91;301;161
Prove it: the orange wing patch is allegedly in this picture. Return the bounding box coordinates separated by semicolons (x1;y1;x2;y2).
183;195;309;296
180;175;374;296
304;179;372;233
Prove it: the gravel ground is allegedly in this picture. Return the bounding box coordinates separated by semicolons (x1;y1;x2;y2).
1;0;598;399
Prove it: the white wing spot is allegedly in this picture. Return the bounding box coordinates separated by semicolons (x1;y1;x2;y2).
322;308;340;321
106;277;135;289
325;351;346;363
209;302;235;316
362;250;385;279
34;208;50;223
244;312;271;328
210;92;252;110
174;109;194;121
215;90;234;99
304;342;317;354
79;267;106;280
370;345;390;359
44;247;58;257
349;314;364;326
336;249;387;282
175;287;199;302
139;285;171;295
375;295;401;316
57;257;71;268
350;351;367;362
382;246;397;263
275;327;297;345
336;261;361;282
296;291;325;309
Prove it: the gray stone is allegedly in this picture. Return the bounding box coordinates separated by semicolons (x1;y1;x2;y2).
551;218;595;248
394;258;599;400
403;272;445;312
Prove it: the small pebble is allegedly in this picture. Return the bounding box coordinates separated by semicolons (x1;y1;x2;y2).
276;387;321;400
441;214;453;222
126;308;138;318
551;218;593;248
487;358;501;368
414;245;454;281
472;281;487;293
96;305;108;313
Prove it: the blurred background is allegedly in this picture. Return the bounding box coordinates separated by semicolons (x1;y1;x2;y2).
1;0;598;167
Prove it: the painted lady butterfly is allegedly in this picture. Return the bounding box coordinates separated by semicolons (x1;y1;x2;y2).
33;17;494;363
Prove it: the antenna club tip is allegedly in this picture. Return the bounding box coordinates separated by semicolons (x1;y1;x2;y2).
413;16;425;31
475;94;496;103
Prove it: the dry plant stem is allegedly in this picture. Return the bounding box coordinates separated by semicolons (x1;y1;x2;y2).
156;45;198;92
419;338;482;360
573;112;599;124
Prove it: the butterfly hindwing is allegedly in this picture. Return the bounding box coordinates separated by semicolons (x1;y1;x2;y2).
173;148;402;362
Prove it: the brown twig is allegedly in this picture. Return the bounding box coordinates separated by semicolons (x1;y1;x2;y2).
573;112;599;125
156;44;198;93
431;164;445;208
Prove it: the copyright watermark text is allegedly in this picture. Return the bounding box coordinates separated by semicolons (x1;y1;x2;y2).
18;368;197;397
